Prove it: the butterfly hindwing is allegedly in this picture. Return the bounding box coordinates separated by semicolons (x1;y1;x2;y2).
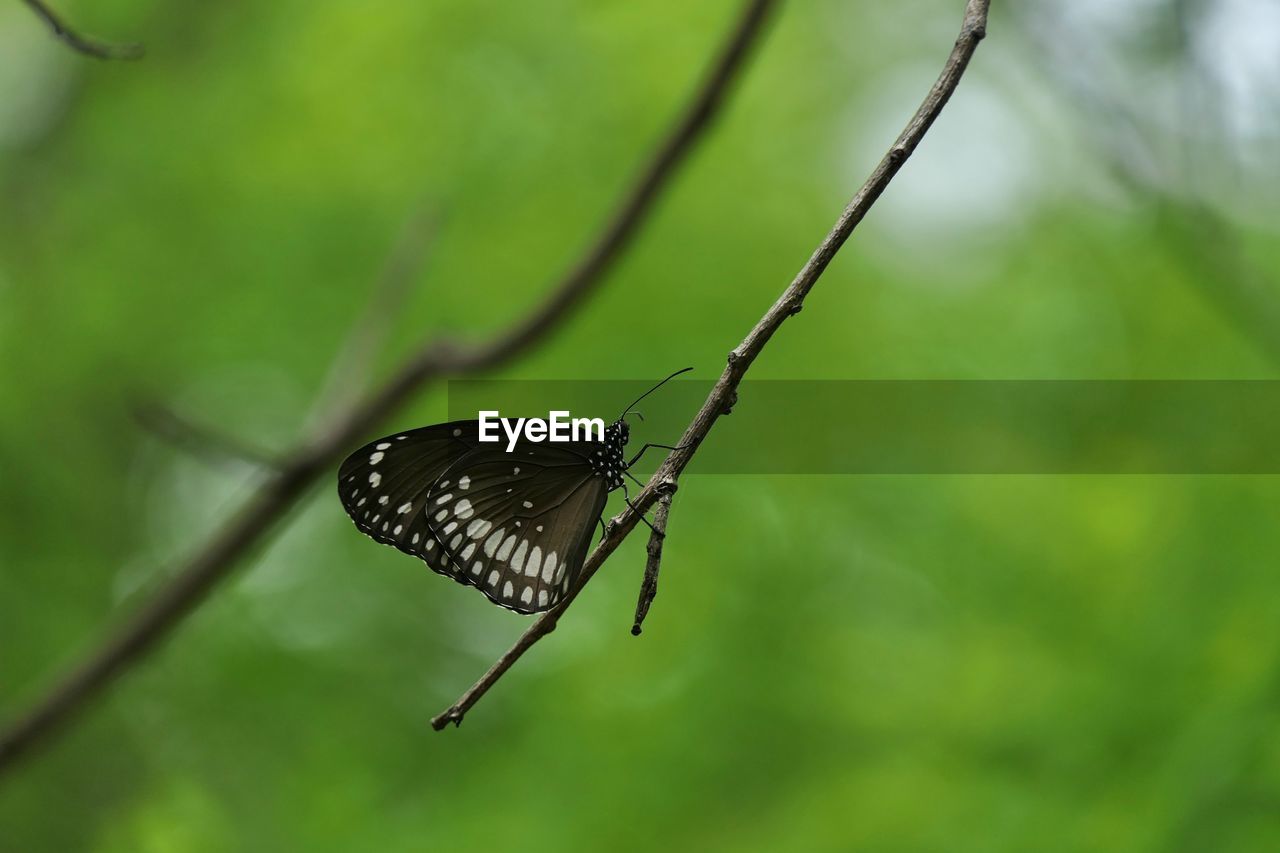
424;445;608;613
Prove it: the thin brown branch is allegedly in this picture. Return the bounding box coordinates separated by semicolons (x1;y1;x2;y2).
23;0;143;60
430;0;991;731
631;480;676;636
0;0;777;778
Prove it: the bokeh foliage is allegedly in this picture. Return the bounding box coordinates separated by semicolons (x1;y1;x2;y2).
2;0;1280;850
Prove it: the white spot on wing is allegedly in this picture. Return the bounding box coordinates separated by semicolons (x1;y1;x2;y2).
369;472;382;487
455;499;474;519
542;552;558;583
537;590;549;607
435;493;453;505
487;570;499;587
369;451;384;464
434;509;448;522
522;500;534;509
376;442;391;450
520;586;533;605
511;540;529;572
397;502;412;514
484;528;505;557
502;580;514;599
496;534;517;561
467;519;492;539
525;546;542;578
459;476;471;490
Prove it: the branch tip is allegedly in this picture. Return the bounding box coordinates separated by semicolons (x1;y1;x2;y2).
631;486;676;635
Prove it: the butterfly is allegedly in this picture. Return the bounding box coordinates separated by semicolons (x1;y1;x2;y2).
336;369;690;614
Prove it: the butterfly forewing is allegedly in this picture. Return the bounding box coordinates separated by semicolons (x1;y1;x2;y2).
337;421;481;580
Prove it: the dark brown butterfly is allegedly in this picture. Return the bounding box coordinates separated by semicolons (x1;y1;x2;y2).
336;370;689;613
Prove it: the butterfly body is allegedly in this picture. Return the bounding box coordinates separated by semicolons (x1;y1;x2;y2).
338;417;630;614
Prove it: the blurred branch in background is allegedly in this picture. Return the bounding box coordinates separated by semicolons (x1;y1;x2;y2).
306;204;441;431
1015;0;1280;367
132;402;282;471
22;0;144;59
1163;203;1280;367
136;205;439;470
0;0;778;777
429;0;992;731
1163;0;1280;368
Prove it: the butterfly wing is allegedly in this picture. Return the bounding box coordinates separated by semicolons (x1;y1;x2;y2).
337;420;481;582
424;444;608;613
338;421;610;614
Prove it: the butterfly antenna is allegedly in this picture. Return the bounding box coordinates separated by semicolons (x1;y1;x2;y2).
619;367;693;421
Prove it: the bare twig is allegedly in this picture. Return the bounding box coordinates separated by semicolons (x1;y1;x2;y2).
133;402;281;470
631;480;676;636
430;0;991;731
0;0;777;778
23;0;143;60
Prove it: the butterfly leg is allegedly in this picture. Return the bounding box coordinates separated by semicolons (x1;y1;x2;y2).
619;480;661;534
625;498;661;534
626;443;689;468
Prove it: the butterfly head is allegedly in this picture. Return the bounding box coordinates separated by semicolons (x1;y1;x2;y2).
610;418;631;447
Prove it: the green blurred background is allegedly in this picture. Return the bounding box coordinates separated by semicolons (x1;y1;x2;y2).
3;0;1280;850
